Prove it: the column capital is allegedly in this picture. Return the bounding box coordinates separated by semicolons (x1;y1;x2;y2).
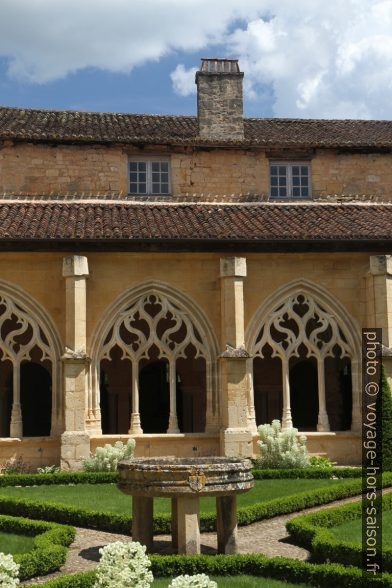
369;254;392;276
220;257;246;278
62;255;89;278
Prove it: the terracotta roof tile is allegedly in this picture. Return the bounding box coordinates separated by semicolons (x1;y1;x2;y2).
1;106;392;147
0;201;390;243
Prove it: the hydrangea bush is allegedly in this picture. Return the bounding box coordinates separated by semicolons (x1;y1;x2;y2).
84;439;136;472
169;574;217;588
94;541;153;588
0;553;19;588
256;419;310;468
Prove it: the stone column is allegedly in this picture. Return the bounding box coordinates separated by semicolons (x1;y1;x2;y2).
366;255;392;389
216;495;238;554
281;356;293;430
219;257;253;457
129;360;142;434
10;363;22;438
316;357;330;432
247;359;258;434
176;495;200;555
61;256;91;470
167;358;180;433
132;496;153;552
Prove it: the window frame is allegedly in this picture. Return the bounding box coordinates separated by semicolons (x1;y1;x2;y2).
269;161;312;200
128;156;171;196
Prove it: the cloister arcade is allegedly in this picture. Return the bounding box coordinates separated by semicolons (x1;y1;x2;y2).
0;270;363;467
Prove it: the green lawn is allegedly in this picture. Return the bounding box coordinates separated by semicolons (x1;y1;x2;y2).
0;479;344;515
152;577;309;587
0;530;34;555
330;510;392;546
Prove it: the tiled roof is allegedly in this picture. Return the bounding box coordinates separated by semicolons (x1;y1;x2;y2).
1;106;392;147
0;200;391;245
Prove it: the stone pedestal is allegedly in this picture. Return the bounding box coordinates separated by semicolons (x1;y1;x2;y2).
217;495;238;554
132;496;153;552
117;457;254;555
60;431;91;471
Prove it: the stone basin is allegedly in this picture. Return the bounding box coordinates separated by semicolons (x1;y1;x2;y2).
118;456;254;497
117;457;254;555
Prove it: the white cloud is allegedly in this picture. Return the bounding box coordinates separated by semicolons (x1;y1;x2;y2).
170;65;197;96
1;0;392;118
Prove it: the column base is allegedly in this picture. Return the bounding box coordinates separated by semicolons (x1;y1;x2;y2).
281;408;293;431
317;412;330;432
129;412;143;435
60;431;91;471
167;414;180;434
220;427;253;457
132;496;153;552
10;404;23;438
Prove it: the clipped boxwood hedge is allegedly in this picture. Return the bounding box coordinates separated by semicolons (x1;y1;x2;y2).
38;554;392;588
0;467;361;488
286;491;392;571
0;514;74;580
1;475;391;535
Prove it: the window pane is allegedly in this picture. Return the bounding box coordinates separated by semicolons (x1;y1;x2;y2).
301;166;309;175
270;166;277;175
139;183;146;194
161;162;168;172
292;166;300;175
151;162;159;172
129;173;138;182
279;187;287;197
139;173;146;182
130;183;138;193
152;183;160;194
302;176;308;186
129;162;137;172
280;176;286;186
292;176;300;186
161;172;169;182
161;183;169;193
138;162;146;171
271;176;278;186
301;187;309;197
271;187;278;197
152;172;160;182
278;166;286;175
292;187;300;197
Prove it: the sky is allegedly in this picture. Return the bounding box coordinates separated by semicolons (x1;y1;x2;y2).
0;0;392;119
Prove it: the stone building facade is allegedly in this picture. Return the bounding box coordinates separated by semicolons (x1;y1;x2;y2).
0;58;392;469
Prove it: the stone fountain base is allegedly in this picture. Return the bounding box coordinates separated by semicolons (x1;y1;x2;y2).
118;457;254;555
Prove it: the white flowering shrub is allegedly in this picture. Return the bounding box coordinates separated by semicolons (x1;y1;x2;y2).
83;439;136;472
169;574;217;588
0;552;20;588
256;419;310;469
94;541;153;588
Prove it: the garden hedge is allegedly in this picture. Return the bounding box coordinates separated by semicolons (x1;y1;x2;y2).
0;467;362;488
0;514;74;580
1;475;391;535
38;554;392;588
286;491;392;571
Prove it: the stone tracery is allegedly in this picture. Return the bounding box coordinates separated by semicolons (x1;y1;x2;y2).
249;289;357;433
0;291;56;438
97;292;211;435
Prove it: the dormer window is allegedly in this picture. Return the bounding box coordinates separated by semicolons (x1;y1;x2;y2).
270;162;311;199
129;157;170;195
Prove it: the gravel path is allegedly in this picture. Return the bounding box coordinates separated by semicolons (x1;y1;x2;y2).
23;491;371;586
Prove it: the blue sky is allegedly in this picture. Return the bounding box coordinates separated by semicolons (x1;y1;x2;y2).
0;0;391;119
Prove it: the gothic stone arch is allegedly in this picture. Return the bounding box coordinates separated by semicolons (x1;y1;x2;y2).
89;281;220;434
0;280;63;438
246;280;361;433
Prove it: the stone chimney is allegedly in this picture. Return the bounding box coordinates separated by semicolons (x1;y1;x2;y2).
195;58;244;141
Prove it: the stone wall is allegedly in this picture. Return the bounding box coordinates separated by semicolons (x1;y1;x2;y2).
2;142;392;198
